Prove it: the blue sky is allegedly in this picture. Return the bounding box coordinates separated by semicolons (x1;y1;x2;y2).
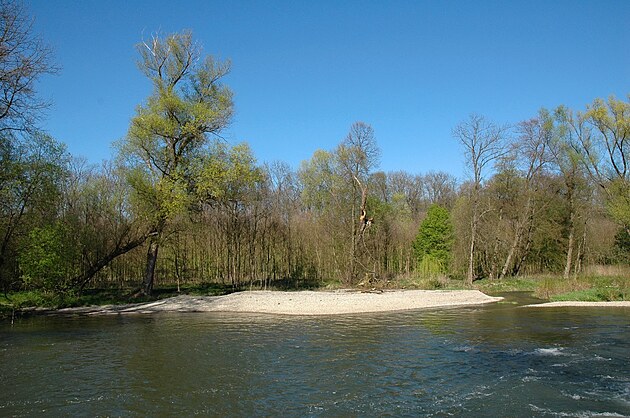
27;0;630;180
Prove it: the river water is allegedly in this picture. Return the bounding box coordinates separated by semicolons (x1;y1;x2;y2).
1;293;629;417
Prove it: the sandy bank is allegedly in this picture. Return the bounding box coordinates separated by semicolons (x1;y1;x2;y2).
525;301;630;308
54;289;503;316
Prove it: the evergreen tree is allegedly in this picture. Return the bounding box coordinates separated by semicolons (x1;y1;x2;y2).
413;205;454;274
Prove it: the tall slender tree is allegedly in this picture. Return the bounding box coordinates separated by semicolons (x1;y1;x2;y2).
118;31;233;295
336;122;380;282
453;114;507;284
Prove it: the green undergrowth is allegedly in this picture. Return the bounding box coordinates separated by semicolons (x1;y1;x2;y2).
545;276;630;302
0;283;233;318
474;275;629;302
474;277;538;293
393;275;467;290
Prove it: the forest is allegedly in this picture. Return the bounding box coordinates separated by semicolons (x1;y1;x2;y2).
1;1;629;307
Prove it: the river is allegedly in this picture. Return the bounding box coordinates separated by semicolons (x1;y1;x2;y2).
1;293;629;417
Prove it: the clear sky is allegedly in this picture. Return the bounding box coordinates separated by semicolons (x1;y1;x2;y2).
26;0;630;180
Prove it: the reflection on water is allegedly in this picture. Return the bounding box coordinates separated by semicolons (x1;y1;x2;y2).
1;294;629;417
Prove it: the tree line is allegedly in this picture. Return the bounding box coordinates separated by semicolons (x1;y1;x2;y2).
1;3;628;296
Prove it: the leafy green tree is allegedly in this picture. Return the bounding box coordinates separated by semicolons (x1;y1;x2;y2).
606;179;630;231
569;97;630;236
196;142;263;287
19;222;77;291
118;31;233;295
299;149;338;213
196;142;263;204
614;225;630;262
0;132;68;292
413;205;454;274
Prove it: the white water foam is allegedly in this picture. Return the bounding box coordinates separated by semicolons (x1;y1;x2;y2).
529;404;628;417
534;347;567;356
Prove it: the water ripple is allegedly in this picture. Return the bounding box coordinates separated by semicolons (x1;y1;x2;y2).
1;303;629;416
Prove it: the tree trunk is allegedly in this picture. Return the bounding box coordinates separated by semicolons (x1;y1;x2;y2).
512;223;533;276
466;216;476;286
563;211;576;280
489;208;503;280
500;195;533;280
466;188;480;286
76;234;148;291
500;226;523;280
575;222;588;276
143;238;160;296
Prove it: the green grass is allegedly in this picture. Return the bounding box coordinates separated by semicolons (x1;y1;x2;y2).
547;276;630;302
550;289;610;302
474;277;538;293
473;275;630;302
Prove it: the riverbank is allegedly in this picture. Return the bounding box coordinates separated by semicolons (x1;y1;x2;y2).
525;301;630;308
45;289;503;316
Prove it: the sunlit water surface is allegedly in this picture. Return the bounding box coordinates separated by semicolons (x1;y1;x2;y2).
1;293;629;417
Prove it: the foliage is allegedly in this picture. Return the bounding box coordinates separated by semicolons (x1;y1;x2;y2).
413;205;454;274
18;223;78;291
121;31;234;217
614;226;630;261
117;31;234;294
0;132;69;291
570;96;630;236
607;179;630;230
196;142;263;204
1;14;629;304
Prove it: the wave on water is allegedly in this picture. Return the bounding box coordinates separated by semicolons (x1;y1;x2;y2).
529;404;628;417
453;345;477;353
533;347;568;356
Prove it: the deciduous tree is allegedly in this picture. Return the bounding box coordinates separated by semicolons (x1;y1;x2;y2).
119;31;233;295
0;132;67;291
453;114;507;284
0;0;57;132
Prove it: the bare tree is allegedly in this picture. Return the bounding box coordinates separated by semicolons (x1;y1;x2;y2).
498;113;551;279
336;121;380;282
0;0;57;132
453;114;507;284
423;171;457;209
